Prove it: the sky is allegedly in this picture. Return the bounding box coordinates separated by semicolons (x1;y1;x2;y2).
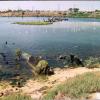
0;1;100;11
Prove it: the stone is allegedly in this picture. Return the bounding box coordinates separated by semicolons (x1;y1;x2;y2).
94;92;100;100
0;92;3;97
38;86;48;92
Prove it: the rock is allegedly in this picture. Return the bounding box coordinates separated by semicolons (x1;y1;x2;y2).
31;91;42;100
42;90;47;94
48;68;54;75
4;90;10;96
95;92;100;99
86;92;100;100
0;92;3;97
14;87;20;92
64;65;69;68
51;80;57;84
38;86;48;92
58;55;67;60
54;92;69;100
9;89;13;92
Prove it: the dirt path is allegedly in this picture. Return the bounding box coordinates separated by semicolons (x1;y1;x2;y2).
21;67;100;100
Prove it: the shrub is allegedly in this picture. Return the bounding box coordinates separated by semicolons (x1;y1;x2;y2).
36;60;48;74
84;57;100;68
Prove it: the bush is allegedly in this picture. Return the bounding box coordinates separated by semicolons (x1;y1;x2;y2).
36;60;48;74
84;57;100;68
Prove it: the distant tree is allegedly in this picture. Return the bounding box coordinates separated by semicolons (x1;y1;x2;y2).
6;9;12;13
68;8;73;12
17;9;23;13
68;8;79;13
22;11;25;18
95;10;100;12
73;8;79;13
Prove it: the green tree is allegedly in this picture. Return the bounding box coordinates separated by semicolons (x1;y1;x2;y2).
69;8;73;12
73;8;79;12
68;8;79;13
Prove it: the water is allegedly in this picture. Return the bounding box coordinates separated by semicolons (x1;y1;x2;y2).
0;17;100;66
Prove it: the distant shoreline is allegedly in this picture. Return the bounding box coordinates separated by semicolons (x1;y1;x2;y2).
0;16;100;19
0;9;100;18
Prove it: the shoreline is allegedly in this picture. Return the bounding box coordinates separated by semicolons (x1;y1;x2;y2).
0;51;100;100
0;16;100;19
1;67;100;100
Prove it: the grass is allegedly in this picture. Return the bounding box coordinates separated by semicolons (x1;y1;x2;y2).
0;81;10;90
1;93;32;100
43;72;100;100
84;57;100;68
14;21;53;25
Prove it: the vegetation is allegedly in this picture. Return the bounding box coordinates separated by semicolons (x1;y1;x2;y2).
1;8;100;18
84;57;100;68
15;48;22;60
1;93;32;100
14;21;53;25
36;60;48;70
68;8;79;13
36;60;49;74
0;81;10;90
68;12;90;18
43;72;100;100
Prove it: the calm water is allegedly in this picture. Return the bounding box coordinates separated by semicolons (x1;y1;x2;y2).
0;17;100;66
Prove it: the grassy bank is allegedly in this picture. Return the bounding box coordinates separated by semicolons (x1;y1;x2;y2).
14;21;53;25
1;93;32;100
43;72;100;100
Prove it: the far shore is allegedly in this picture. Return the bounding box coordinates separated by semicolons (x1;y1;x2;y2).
1;9;100;18
1;16;100;19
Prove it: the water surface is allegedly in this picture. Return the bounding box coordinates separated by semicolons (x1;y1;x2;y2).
0;17;100;66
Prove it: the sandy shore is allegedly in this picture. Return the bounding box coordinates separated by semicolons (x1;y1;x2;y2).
20;67;100;100
0;62;100;100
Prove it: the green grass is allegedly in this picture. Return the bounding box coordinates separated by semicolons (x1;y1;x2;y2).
43;72;100;100
1;93;32;100
14;21;52;25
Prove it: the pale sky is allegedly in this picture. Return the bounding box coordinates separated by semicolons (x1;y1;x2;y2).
0;1;100;11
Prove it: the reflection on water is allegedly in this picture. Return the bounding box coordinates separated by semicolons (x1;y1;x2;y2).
0;17;100;66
